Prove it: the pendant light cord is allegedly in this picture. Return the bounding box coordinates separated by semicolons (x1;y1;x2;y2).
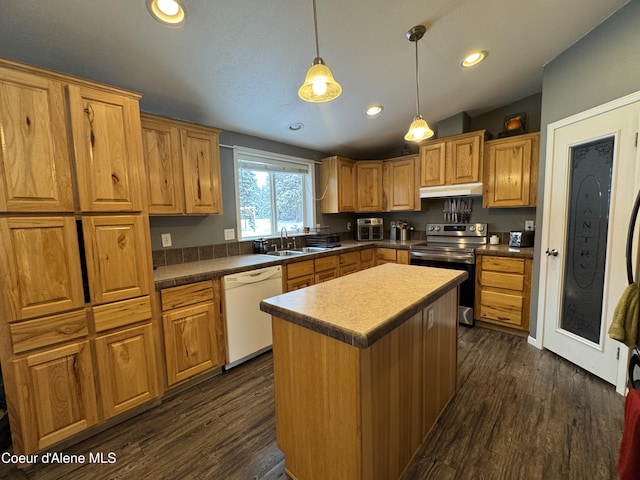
414;37;420;117
313;0;320;59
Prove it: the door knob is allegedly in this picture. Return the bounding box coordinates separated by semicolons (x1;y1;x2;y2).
545;248;558;257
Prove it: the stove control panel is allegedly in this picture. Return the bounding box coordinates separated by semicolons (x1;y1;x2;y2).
426;223;487;237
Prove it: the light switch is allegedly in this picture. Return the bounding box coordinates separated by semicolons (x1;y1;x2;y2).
224;229;235;240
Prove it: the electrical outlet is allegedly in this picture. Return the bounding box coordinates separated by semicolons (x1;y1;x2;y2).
525;220;535;231
224;228;235;240
347;221;352;231
161;233;172;248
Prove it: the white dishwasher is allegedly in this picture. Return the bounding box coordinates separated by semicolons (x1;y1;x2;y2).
222;265;282;369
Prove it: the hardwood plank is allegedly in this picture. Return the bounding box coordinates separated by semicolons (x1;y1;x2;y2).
0;327;624;480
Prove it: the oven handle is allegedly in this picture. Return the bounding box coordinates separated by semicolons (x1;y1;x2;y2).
410;251;475;264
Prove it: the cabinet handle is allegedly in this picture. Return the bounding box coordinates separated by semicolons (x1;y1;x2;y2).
545;248;558;257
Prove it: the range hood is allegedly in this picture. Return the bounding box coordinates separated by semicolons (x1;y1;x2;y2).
419;182;483;198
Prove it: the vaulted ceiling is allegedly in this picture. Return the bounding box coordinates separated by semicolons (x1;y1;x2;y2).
0;0;629;157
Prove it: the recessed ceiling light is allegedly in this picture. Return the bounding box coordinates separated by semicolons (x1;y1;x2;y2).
461;50;488;68
365;105;383;117
288;123;304;131
147;0;186;27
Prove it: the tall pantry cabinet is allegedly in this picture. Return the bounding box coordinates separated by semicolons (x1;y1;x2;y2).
0;59;158;455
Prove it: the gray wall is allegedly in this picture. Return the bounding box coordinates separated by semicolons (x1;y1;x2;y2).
530;0;640;338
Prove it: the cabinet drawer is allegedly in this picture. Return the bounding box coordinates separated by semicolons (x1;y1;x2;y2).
315;270;338;284
376;248;397;263
10;309;88;354
286;260;314;279
314;255;338;272
360;248;374;263
481;271;524;292
161;281;213;311
93;295;152;332
339;263;359;277
339;251;360;266
286;275;314;291
479;291;523;326
481;256;524;274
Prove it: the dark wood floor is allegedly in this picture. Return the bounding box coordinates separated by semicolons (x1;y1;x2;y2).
0;327;625;480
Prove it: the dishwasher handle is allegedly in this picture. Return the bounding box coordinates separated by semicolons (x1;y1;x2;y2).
224;266;282;288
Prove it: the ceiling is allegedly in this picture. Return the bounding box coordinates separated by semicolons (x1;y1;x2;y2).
0;0;629;158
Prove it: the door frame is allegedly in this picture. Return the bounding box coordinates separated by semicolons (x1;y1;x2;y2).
536;90;640;394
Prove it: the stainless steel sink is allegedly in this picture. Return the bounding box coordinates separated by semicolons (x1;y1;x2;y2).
265;250;307;257
264;246;328;256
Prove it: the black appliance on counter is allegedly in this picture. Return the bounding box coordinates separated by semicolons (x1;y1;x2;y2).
253;238;269;254
410;223;488;326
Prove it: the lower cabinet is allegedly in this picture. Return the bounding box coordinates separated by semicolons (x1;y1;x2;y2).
475;255;533;332
284;260;315;292
360;247;375;269
11;339;99;453
160;280;226;387
338;251;360;276
94;323;158;418
314;255;339;283
375;247;409;265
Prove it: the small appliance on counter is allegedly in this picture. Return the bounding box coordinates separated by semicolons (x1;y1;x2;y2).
357;218;383;241
390;220;409;241
509;230;535;247
253;238;269;254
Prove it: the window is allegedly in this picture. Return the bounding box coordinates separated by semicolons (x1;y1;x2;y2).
234;147;316;240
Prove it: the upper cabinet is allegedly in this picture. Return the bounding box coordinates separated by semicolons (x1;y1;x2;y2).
0;66;74;212
141;113;222;215
383;155;420;211
320;156;356;214
356;161;383;212
67;85;145;213
483;132;540;208
420;130;486;186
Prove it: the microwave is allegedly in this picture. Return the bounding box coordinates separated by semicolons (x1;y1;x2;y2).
357;218;384;241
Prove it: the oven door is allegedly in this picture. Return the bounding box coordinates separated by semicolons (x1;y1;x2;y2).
410;255;475;326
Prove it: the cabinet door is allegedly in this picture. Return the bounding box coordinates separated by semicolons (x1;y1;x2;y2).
95;323;159;418
448;134;481;184
484;134;539;208
375;247;397;265
67;85;144;212
337;158;357;212
420;142;446;186
82;215;151;304
0;67;74;212
0;216;84;321
162;302;222;386
356;161;383;212
320;156;356;213
140;115;185;214
181;127;223;214
12;340;98;453
384;157;417;211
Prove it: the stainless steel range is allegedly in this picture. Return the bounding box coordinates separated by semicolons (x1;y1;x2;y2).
410;223;487;326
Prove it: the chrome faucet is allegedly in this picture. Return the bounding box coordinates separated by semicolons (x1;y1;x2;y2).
280;227;288;250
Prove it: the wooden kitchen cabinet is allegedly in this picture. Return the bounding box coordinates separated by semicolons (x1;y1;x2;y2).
141;114;223;215
420;130;486;187
82;215;151;305
67;84;145;213
314;255;339;283
0;65;74;213
475;255;533;332
338;251;361;276
375;247;409;265
483;132;540;208
0;216;85;321
320;156;356;213
10;340;99;453
160;280;226;387
360;247;375;269
356;161;383;212
284;260;315;291
383;155;420;211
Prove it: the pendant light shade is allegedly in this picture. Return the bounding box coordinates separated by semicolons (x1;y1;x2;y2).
404;115;434;142
298;0;342;103
404;25;434;142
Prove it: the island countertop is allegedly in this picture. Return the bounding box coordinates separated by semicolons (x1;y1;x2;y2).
260;263;467;348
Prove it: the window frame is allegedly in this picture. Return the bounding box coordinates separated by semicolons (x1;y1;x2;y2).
233;146;317;240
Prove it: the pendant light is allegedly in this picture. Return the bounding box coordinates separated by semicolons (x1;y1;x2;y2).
404;25;434;142
298;0;342;103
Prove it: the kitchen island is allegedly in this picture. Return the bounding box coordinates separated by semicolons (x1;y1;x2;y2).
260;263;466;480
